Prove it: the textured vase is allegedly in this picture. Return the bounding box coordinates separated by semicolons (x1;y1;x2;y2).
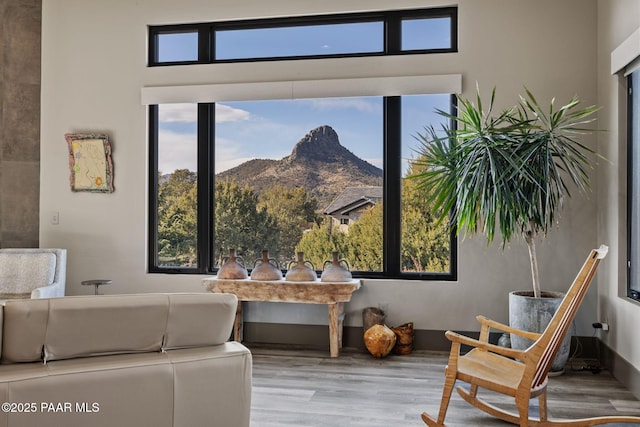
364;324;396;358
321;251;352;282
250;250;282;281
391;322;414;355
217;248;248;279
285;252;317;281
509;290;573;373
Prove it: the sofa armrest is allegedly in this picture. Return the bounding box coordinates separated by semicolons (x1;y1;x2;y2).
31;282;65;299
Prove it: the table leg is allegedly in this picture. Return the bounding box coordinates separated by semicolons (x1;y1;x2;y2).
328;302;345;358
234;301;244;342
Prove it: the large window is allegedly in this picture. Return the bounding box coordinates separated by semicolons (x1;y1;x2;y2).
148;8;458;280
628;68;640;299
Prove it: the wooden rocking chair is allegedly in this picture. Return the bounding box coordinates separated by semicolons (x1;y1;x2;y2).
422;245;640;427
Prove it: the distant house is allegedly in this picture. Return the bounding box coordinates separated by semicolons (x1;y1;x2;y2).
323;186;383;232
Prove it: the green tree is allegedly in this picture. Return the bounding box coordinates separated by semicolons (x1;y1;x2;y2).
215;179;279;265
344;204;384;271
258;186;319;264
402;161;450;272
157;169;198;266
296;217;348;271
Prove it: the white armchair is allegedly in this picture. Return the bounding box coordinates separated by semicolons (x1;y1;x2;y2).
0;248;66;299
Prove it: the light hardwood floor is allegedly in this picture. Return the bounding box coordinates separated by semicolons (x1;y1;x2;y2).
249;345;640;427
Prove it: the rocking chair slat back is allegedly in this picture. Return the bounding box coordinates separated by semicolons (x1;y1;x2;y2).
530;246;606;389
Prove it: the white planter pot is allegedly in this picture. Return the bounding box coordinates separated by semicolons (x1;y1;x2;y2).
508;290;574;373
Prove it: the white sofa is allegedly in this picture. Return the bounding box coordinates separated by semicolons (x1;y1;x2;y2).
0;293;252;427
0;248;66;299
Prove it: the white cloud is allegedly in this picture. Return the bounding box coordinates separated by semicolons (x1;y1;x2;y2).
158;103;251;123
158;104;197;123
216;104;251;123
157;130;197;173
214;136;254;173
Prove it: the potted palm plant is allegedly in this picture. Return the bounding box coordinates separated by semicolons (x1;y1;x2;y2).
410;86;599;371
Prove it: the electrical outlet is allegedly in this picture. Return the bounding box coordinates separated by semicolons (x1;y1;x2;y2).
592;322;610;331
51;211;60;225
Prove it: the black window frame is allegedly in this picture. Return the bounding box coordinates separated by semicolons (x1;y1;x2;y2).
628;69;639;300
147;8;458;281
148;7;458;66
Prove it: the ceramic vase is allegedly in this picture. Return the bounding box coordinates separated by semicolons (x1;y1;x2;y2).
250;250;282;281
217;248;248;279
321;251;352;282
285;252;317;281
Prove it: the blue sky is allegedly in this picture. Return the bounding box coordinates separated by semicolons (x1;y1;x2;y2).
158;95;450;176
156;17;452;176
157;17;451;62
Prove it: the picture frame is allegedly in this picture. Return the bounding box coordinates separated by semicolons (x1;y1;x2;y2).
65;133;114;193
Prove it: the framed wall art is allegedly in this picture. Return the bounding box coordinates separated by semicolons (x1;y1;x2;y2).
65;133;114;193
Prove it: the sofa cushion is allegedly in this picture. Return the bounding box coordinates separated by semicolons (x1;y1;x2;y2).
2;299;49;363
44;294;169;362
0;253;56;295
1;293;238;364
163;293;237;349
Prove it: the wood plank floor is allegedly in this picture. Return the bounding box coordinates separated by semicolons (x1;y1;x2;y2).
249;345;640;427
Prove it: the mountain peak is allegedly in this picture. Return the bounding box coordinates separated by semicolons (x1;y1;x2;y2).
288;125;342;162
218;125;383;209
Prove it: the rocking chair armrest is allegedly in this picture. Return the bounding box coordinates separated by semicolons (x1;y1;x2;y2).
445;330;527;360
476;315;542;341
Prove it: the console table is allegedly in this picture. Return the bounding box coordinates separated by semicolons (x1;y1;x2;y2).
203;277;362;357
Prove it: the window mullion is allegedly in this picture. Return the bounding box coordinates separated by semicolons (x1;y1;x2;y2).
197;103;214;272
147;105;160;271
198;25;211;63
385;12;401;54
384;96;401;275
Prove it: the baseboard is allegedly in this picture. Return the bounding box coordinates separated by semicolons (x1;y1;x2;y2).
242;322;494;352
599;340;640;399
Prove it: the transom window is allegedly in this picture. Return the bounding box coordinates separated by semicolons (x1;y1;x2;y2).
148;7;457;66
147;8;458;280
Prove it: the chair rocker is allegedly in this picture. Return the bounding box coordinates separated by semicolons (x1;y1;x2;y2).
422;245;640;427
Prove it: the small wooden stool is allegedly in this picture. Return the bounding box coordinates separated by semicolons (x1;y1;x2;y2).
81;279;112;295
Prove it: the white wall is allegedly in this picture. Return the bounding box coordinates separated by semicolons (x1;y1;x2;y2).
596;0;640;369
40;0;601;336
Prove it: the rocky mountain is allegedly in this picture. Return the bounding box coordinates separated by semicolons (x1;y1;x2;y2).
216;125;383;210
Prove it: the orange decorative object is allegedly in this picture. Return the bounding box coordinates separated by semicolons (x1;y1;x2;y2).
364;324;396;358
391;322;414;355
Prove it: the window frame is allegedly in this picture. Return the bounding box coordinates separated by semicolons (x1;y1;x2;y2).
148;7;457;66
147;7;459;280
628;69;639;300
149;96;457;280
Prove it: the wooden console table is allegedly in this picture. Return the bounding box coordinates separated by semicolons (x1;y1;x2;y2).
203;277;362;357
